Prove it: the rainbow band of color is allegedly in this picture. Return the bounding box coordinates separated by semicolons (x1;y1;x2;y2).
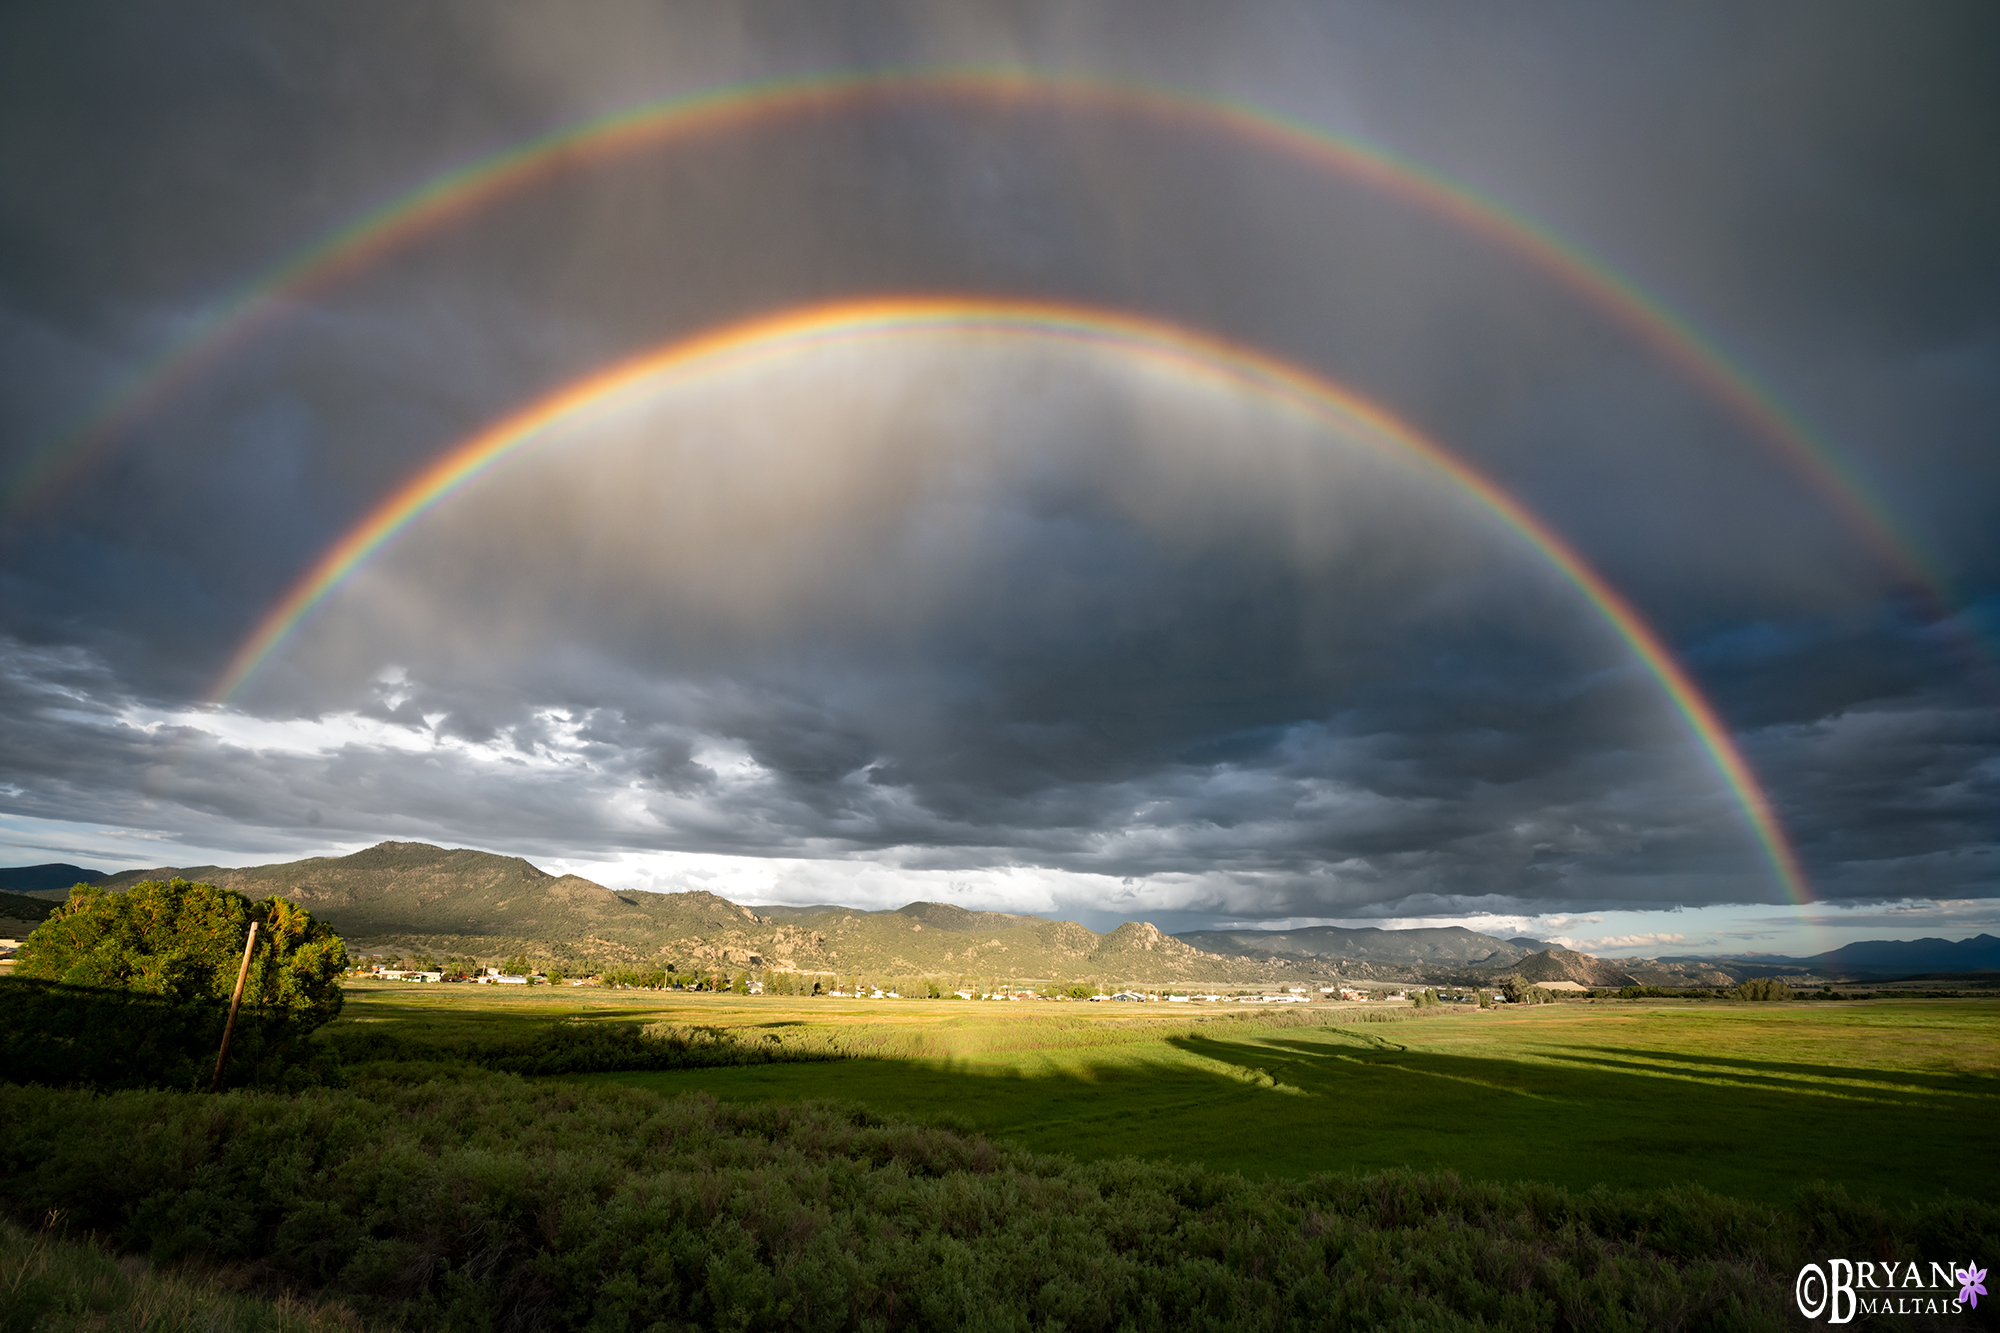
8;68;1949;615
213;296;1813;908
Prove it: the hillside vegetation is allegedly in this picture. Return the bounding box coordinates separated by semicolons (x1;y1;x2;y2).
0;889;56;935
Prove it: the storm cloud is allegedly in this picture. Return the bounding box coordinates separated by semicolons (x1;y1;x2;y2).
1;0;1994;930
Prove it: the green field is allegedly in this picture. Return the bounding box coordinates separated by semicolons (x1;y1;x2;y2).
334;983;2000;1207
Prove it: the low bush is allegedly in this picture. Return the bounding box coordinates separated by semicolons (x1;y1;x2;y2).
6;1073;1992;1331
0;979;344;1093
318;1017;912;1075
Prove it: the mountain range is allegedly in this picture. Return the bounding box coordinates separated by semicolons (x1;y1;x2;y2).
7;844;1992;986
1662;934;2000;979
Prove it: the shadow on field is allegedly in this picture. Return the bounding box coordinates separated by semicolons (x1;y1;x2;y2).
1241;1030;1987;1108
0;978;330;1090
589;1020;1999;1205
1543;1044;1999;1097
333;988;2000;1203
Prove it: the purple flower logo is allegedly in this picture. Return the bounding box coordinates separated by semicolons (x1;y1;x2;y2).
1960;1264;1987;1310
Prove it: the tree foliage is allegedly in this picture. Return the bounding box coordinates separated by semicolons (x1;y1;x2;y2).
1500;976;1558;1005
1729;977;1795;1002
15;879;347;1025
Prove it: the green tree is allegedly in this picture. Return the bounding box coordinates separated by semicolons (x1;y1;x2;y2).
16;880;347;1027
1730;977;1794;1002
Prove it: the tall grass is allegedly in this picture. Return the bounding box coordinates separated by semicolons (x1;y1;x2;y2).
0;1216;365;1332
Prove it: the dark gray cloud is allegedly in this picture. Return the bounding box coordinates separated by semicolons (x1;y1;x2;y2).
0;0;1993;925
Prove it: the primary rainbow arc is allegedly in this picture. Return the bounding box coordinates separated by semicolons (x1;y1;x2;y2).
212;296;1814;910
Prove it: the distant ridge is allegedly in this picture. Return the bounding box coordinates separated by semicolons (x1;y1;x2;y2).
1680;933;2000;979
1175;924;1546;967
0;863;109;899
1813;934;2000;974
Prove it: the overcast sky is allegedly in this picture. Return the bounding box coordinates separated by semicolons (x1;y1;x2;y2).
2;1;1994;955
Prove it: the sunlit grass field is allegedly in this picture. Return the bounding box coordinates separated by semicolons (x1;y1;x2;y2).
335;983;2000;1207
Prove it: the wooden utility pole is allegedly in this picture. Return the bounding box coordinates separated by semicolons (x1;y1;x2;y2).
210;921;259;1093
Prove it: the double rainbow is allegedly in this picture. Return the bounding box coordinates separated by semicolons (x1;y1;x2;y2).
6;69;1949;615
211;297;1814;908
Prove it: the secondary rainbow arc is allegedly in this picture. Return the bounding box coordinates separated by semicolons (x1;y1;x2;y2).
212;296;1814;910
5;68;1954;624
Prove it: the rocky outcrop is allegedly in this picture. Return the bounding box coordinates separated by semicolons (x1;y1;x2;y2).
1496;947;1639;988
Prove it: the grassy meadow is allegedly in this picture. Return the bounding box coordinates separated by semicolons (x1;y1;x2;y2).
333;982;2000;1207
5;980;1996;1329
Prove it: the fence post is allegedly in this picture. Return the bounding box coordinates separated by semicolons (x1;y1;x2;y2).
210;920;260;1092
